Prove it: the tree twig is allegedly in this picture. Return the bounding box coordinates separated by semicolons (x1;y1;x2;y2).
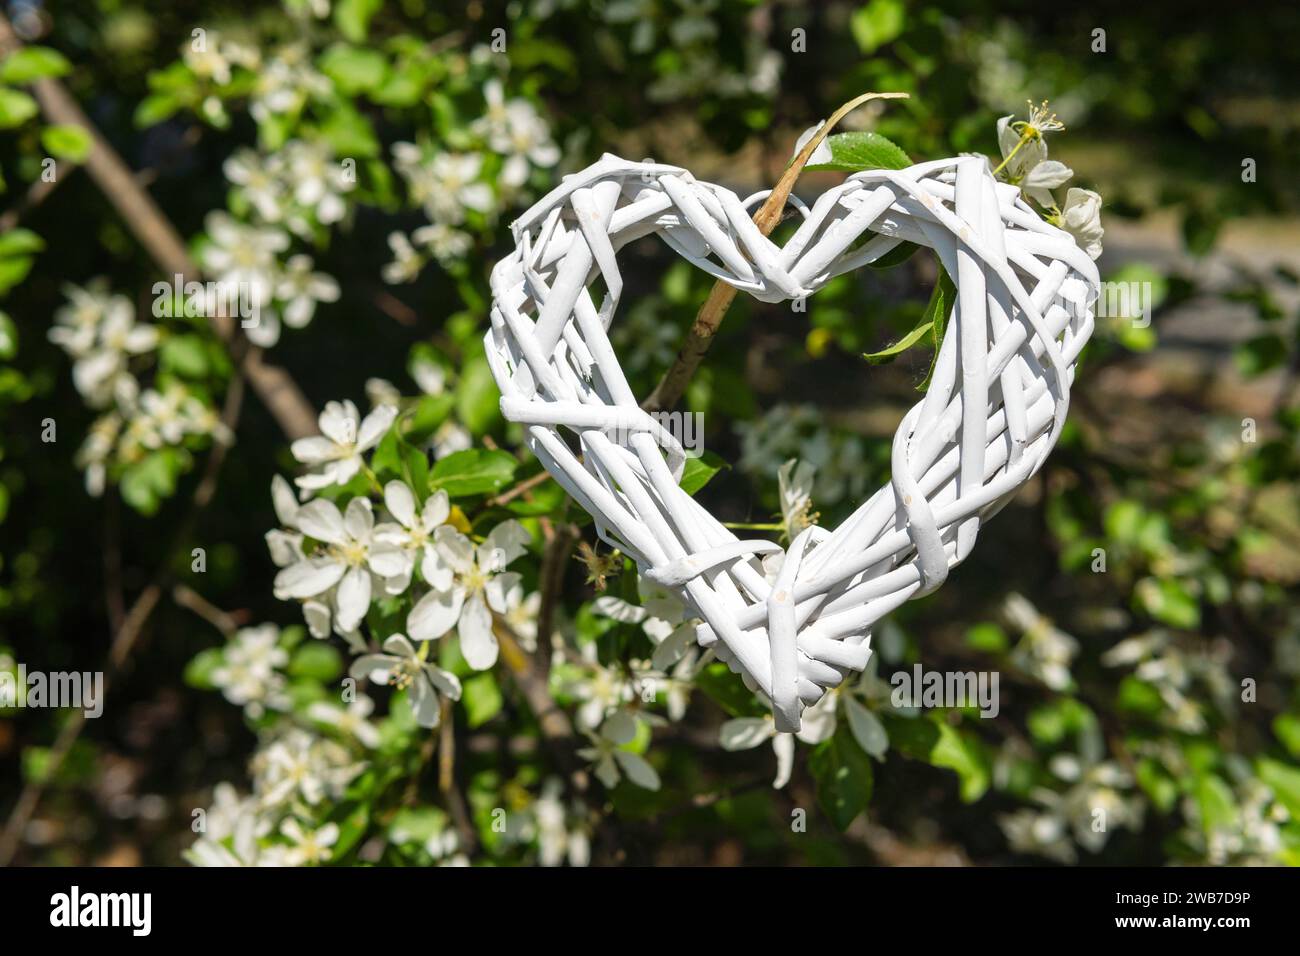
642;91;908;412
437;699;478;854
172;584;239;637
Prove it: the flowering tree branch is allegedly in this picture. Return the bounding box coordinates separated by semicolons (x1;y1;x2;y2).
0;12;318;442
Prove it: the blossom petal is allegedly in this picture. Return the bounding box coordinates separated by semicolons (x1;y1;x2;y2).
382;633;416;658
457;591;498;670
303;600;332;639
480;520;530;569
335;566;371;632
274;558;345;598
270;474;299;526
719;717;772;751
369;544;412;580
384;480;416;529
485;571;520;614
421;490;450;529
357;404;398;451
410;679;441;728
343;496;374;541
407;586;465;641
294;499;347;545
319;400;358;446
433;526;476;574
1022;159;1073;189
290;436;339;465
613;750;660;791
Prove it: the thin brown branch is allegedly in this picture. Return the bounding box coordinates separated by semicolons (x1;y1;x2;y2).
438;699;478;854
0;13;318;442
642;91;908;412
537;521;579;677
172;584;239;637
485;469;553;508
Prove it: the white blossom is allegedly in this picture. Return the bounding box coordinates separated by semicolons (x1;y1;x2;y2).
406;520;531;669
290;400;397;491
350;633;462;728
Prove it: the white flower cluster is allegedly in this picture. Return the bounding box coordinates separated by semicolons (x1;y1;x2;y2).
49;282;231;496
993;100;1103;260
205;140;347;348
383;77;560;281
187;715;371;867
266;397;537;728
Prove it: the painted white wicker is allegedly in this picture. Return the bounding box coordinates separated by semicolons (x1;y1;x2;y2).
485;152;1100;732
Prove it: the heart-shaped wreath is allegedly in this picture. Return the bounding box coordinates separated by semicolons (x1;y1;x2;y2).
484;149;1100;732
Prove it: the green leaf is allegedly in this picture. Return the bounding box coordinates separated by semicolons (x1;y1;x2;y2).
461;673;503;728
454;353;502;435
863;266;954;393
965;622;1009;653
1135;576;1200;629
678;451;728;496
289;642;343;682
1274;713;1300;760
428;448;517;497
334;0;384;43
0;88;38;129
0;46;73;83
804;131;912;173
1259;758;1300;818
184;648;225;690
808;728;874;830
849;0;906;54
862;316;934;364
318;44;388;94
928;722;990;802
330;803;370;859
1234;334;1287;377
40;124;93;163
0;228;44;258
1192;773;1237;835
868;240;920;270
0;311;15;360
1135;758;1179;814
159;334;210;378
134;93;182;128
0;256;35;295
884;714;990;802
318;101;380;158
695;662;765;718
404;392;455;445
120;449;183;514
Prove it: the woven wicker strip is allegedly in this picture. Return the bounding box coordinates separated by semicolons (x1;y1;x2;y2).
486;153;1101;732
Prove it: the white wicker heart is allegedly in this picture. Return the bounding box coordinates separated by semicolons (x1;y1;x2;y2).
485;152;1100;732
